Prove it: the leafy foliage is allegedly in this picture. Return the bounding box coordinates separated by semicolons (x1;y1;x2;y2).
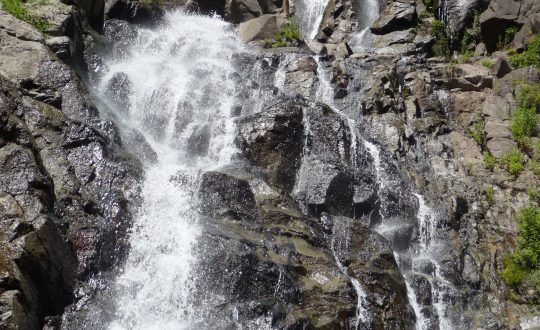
1;0;49;33
509;35;540;70
511;84;539;149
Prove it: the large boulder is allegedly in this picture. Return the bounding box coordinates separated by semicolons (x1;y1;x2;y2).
371;0;416;35
239;14;282;43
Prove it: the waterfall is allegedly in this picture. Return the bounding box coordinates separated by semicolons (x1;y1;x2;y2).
295;0;330;39
97;12;246;329
349;0;380;52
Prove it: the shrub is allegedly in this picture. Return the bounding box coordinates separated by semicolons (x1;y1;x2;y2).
515;206;540;268
517;84;540;111
532;159;540;177
503;256;528;287
502;148;525;177
483;151;497;170
509;34;540;70
503;206;540;288
460;50;475;63
1;0;49;33
486;186;495;205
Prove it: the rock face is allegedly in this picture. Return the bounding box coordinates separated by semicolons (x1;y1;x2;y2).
479;0;522;51
0;9;141;329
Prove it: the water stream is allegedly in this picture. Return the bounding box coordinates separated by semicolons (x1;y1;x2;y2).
97;12;246;329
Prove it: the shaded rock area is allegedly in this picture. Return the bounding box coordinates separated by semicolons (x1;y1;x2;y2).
0;9;141;330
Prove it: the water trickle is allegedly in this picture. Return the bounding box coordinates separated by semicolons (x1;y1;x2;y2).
98;12;246;329
329;216;372;330
295;0;330;39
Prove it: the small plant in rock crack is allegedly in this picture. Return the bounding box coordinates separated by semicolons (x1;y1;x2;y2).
265;22;302;48
502;148;526;178
470;115;485;145
497;26;519;50
486;186;495;205
483;151;497;171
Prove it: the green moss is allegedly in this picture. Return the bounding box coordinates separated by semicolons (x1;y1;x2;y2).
1;0;49;33
483;151;497;170
502;148;525;177
509;34;540;70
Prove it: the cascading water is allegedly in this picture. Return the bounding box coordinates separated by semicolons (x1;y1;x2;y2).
96;12;246;329
349;0;380;52
295;0;330;39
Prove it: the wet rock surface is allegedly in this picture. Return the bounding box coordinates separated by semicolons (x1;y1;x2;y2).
0;9;141;329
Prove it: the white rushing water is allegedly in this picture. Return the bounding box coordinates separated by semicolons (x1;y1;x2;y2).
98;12;245;329
295;0;330;39
349;0;380;52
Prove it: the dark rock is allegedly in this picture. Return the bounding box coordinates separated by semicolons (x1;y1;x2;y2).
236;99;304;192
199;171;258;221
105;0;165;25
490;58;512;78
74;0;106;32
479;0;522;52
